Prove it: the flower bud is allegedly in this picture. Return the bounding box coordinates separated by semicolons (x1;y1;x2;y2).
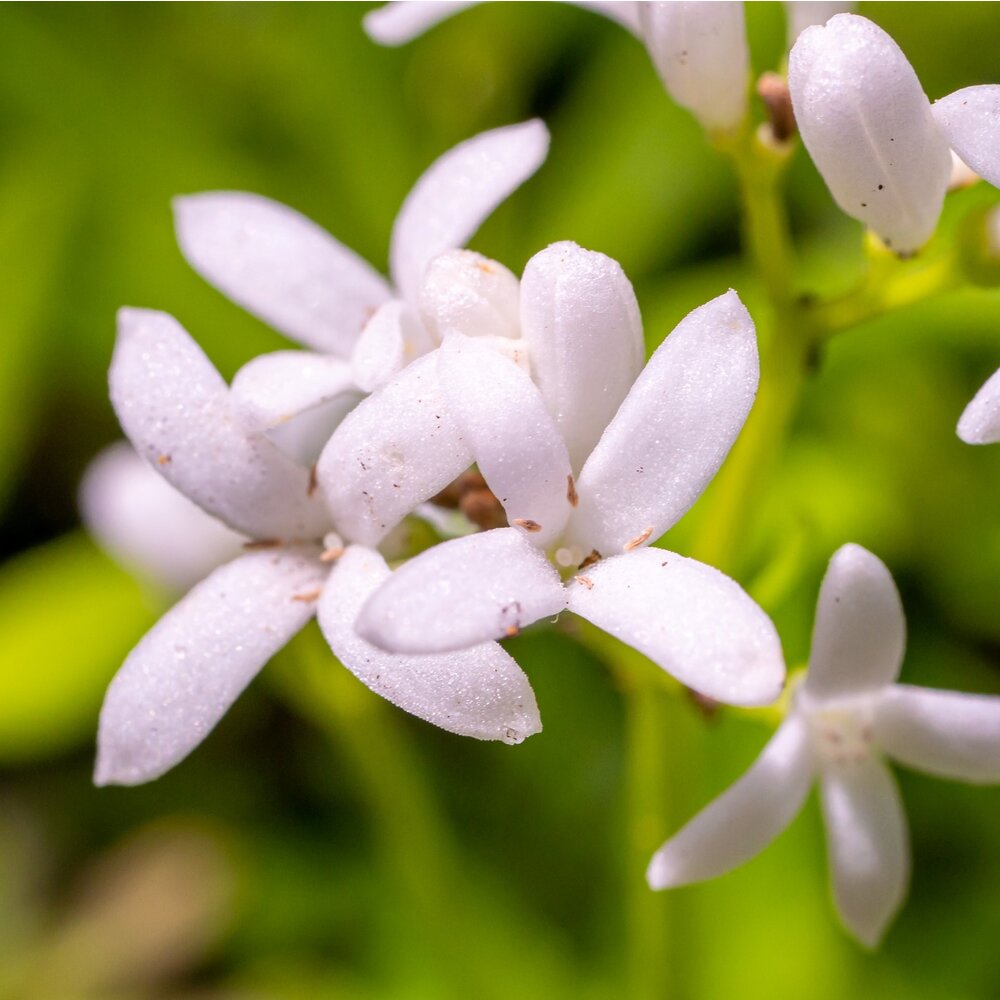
638;2;749;135
418;249;521;342
788;14;952;254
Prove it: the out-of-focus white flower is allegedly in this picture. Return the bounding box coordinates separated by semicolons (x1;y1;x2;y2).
367;1;748;133
789;14;1000;254
353;250;785;708
80;442;246;593
958;367;1000;444
173;121;548;463
94;308;542;788
647;543;1000;947
638;2;748;134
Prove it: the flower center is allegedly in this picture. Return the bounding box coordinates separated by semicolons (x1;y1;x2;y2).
807;703;876;766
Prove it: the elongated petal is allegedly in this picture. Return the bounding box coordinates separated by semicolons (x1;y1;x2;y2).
519;241;644;471
110;309;329;540
174;193;390;354
568;548;785;706
875;684;1000;783
363;1;478;44
318;351;472;547
933;87;1000;189
648;716;815;888
821;757;909;948
364;1;641;46
419;249;521;343
957;366;1000;444
231;350;362;464
357;527;567;654
351;300;435;393
390;121;549;301
788;14;952;253
438;335;573;547
804;544;905;703
95;548;324;785
80;442;245;593
568;291;758;556
320;546;541;742
639;2;749;133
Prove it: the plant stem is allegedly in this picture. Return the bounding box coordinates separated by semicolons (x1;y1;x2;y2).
690;131;808;576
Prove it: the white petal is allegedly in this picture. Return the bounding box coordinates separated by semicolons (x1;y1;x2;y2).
647;716;815;888
438;335;574;548
350;300;435;394
319;546;541;743
317;350;472;547
419;249;521;343
638;2;749;133
568;290;758;556
363;1;479;45
821;757;909;948
875;684;1000;783
356;527;567;654
804;544;905;703
567;548;785;706
80;442;245;593
174;193;390;354
957;366;1000;445
785;2;853;45
110;309;329;540
788;14;952;254
933;87;1000;189
519;241;644;472
230;351;363;465
95;547;324;785
390;120;549;301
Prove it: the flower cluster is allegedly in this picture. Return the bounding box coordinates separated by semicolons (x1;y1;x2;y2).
85;2;1000;951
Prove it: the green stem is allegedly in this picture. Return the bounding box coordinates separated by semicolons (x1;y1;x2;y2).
691;132;808;576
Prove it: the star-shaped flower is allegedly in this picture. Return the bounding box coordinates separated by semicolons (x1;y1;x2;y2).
353;243;785;708
789;13;1000;254
958;366;1000;445
173;120;548;463
95;308;542;787
647;543;1000;947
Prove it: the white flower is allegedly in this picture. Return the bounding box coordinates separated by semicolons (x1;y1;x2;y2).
789;13;1000;254
647;543;1000;947
172;120;549;463
94;308;542;787
366;1;748;133
353;248;785;708
958;367;1000;444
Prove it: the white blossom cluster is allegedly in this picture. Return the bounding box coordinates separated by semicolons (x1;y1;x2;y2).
83;3;1000;949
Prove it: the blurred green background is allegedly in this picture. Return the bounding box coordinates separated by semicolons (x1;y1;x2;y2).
2;2;1000;997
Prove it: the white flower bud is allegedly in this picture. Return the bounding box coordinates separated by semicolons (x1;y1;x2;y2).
418;249;521;342
788;14;952;254
638;1;749;134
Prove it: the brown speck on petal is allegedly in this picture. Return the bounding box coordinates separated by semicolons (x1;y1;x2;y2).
566;474;579;507
513;518;542;533
319;547;345;563
292;587;323;603
623;527;653;552
157;454;171;466
307;463;319;497
574;575;594;590
504;624;520;638
578;549;602;571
